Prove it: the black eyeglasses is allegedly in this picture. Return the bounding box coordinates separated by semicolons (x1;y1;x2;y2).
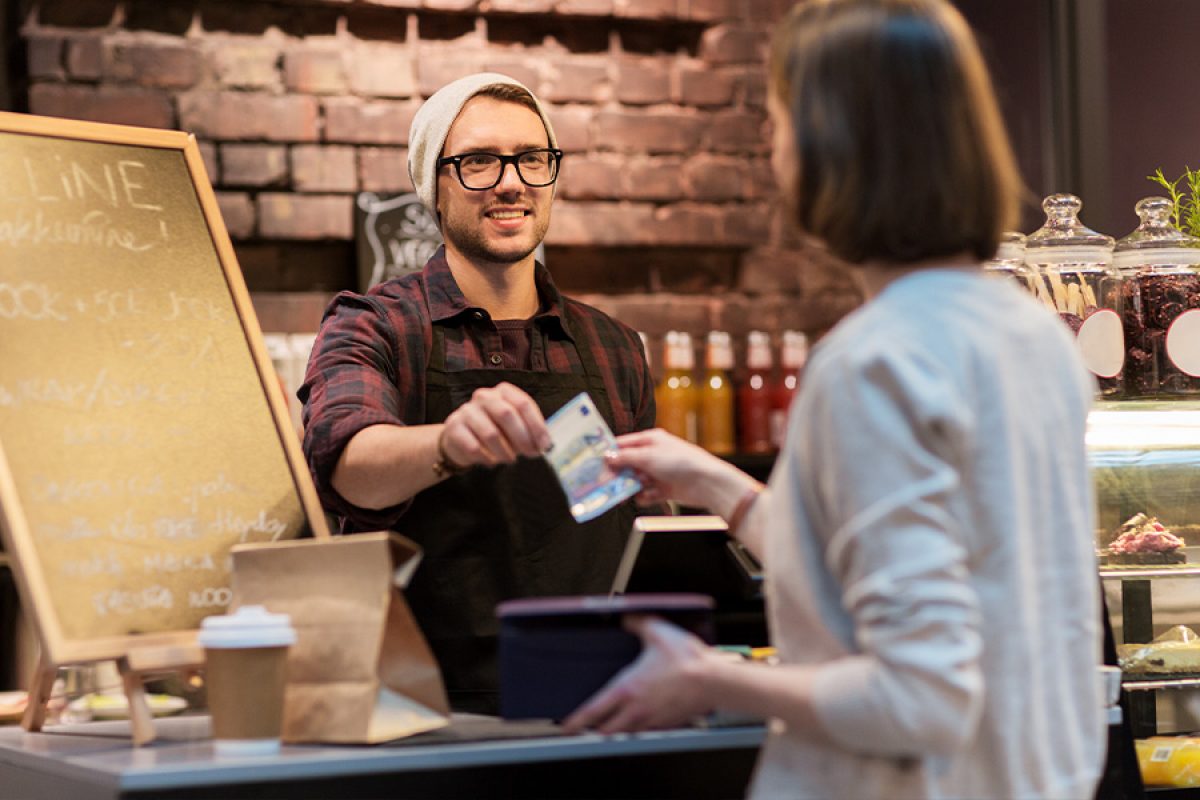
437;148;564;190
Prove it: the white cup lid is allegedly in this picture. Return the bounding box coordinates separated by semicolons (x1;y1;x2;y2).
198;605;295;649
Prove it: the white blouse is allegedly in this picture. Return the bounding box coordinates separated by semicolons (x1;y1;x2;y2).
750;269;1106;799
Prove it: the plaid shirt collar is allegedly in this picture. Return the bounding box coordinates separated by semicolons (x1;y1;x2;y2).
422;246;574;341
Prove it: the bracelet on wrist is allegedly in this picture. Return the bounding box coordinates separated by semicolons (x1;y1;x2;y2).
431;430;468;479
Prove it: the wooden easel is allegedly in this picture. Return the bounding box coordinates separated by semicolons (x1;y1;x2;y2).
22;644;203;746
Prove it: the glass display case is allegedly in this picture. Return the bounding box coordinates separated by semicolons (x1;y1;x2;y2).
1090;401;1200;741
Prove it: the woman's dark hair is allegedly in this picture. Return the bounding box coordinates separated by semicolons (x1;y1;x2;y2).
769;0;1022;264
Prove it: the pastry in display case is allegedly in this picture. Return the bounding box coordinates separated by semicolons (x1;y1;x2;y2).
1090;400;1200;746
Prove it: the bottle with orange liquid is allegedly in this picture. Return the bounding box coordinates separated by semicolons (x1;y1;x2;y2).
700;331;736;455
656;331;698;443
738;330;775;454
769;330;808;450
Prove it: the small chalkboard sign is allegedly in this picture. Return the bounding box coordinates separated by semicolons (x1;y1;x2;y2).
355;192;441;291
0;112;329;740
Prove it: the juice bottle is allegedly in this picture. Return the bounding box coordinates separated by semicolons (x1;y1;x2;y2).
770;330;808;449
700;331;736;455
656;331;698;443
738;330;775;454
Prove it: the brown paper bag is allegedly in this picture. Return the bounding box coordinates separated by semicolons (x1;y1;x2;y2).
230;532;449;743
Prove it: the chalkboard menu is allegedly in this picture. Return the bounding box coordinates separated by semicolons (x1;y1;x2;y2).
0;113;328;666
355;191;441;291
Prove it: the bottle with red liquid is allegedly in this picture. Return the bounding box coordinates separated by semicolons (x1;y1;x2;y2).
738;331;775;454
770;330;808;450
700;331;736;455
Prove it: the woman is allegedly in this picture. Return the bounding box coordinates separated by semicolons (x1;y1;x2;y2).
563;1;1106;798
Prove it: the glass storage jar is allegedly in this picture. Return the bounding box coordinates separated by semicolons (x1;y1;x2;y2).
982;231;1038;294
1026;194;1123;396
1115;197;1200;398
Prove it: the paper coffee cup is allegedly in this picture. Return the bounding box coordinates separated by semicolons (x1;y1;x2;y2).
198;605;295;756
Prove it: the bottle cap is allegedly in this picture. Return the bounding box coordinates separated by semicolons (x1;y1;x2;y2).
706;331;734;370
664;331;695;371
781;330;808;369
746;331;773;370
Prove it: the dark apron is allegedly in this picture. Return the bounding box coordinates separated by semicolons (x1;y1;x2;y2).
400;319;636;714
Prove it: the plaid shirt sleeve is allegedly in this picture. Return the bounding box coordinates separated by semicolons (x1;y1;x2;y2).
299;287;429;530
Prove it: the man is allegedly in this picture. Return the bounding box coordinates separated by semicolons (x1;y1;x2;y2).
300;74;656;714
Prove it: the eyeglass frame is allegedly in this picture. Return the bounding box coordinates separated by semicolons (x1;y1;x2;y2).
436;148;565;191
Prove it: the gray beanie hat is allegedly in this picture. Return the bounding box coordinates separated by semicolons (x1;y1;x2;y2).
407;72;558;226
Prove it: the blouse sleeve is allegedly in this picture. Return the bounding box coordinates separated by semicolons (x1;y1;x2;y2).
798;345;985;759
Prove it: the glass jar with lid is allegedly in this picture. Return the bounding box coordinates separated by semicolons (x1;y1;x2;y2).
1025;193;1123;396
1115;196;1200;397
982;231;1038;295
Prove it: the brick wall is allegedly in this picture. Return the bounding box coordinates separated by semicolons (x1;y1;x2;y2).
15;0;861;368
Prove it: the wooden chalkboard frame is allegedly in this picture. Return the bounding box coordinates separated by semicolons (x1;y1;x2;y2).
0;113;330;698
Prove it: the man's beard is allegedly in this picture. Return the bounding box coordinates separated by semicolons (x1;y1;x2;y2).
441;209;549;266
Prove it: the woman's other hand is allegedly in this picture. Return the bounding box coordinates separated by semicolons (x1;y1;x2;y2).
562;615;717;734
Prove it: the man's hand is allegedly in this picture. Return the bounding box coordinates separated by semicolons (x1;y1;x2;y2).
440;381;552;468
561;615;717;734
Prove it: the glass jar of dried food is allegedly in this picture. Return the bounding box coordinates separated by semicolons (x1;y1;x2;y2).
982;231;1038;295
1115;196;1200;397
1026;194;1122;396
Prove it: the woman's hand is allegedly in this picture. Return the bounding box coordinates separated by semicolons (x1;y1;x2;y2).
609;428;755;513
562;615;718;734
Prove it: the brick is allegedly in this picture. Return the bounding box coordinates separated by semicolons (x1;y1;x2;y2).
700;24;768;64
648;204;724;245
686;0;736;21
360;0;423;7
196;140;219;184
743;158;777;200
481;59;541;96
575;293;711;336
358;147;414;193
66;36;103;80
249;291;340;333
542;58;608;104
593;110;704;154
616;58;670;105
349;43;416;98
721;202;771;245
683;155;747;201
416;55;485;98
323;98;417;145
422;0;480;12
29;83;175;129
284;48;347;95
613;0;679;19
546;105;592;153
736;67;768;108
554;0;613;13
209;40;282;90
545;201;656;246
704;111;768;154
739;244;858;294
558;155;623;200
105;41;202;89
258;193;354;240
238;242;356;292
27;37;64;80
179;92;319;141
292;145;358;192
678;64;735;107
483;0;555;10
216;191;256;239
621;156;684;202
221;144;289;187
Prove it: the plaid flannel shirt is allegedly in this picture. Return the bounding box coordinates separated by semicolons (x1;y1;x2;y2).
299;247;655;530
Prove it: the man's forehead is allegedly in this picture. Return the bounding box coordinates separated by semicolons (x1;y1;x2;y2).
443;96;549;152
